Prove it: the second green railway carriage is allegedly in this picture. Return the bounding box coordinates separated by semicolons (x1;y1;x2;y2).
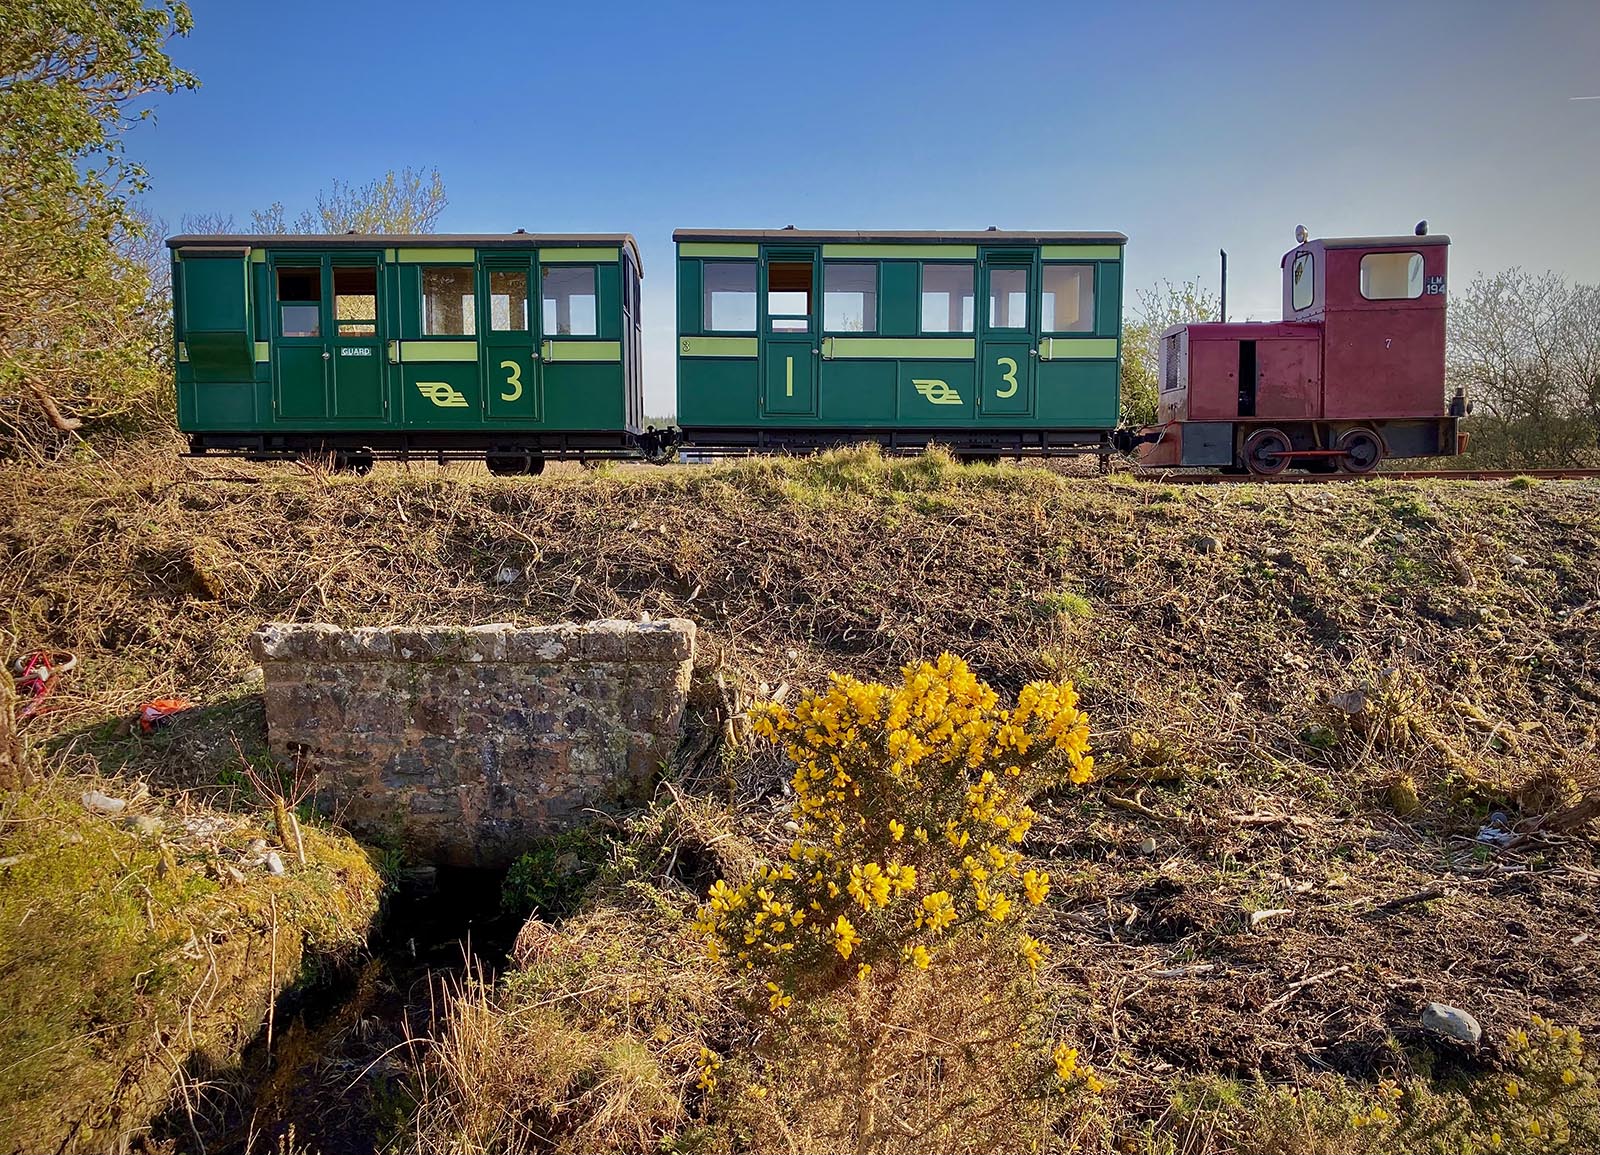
168;232;644;472
674;229;1126;457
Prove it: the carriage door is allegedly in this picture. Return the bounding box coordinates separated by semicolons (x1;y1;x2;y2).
329;256;385;420
978;255;1036;418
483;257;541;420
273;259;330;420
761;247;819;416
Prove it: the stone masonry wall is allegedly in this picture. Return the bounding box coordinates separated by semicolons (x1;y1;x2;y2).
250;619;694;867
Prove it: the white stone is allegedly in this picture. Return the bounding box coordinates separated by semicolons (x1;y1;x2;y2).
81;790;126;815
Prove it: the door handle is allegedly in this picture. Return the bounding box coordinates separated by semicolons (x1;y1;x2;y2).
322;351;331;360
1029;348;1039;358
812;348;819;355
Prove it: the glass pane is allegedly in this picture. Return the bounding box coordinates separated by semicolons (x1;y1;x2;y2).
542;266;597;336
334;266;376;336
920;263;974;333
824;263;876;332
280;304;319;338
490;270;529;331
987;267;1029;329
767;261;812;327
1360;252;1424;300
1042;265;1095;332
702;261;756;332
1292;253;1314;310
422;266;476;335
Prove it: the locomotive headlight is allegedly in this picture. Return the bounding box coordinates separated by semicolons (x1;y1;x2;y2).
1295;224;1309;244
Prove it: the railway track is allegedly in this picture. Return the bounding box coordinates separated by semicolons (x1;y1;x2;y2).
1129;468;1600;484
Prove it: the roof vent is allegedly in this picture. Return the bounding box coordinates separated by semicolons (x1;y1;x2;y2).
783;224;796;230
986;225;998;231
1415;219;1429;236
345;228;358;235
515;228;526;234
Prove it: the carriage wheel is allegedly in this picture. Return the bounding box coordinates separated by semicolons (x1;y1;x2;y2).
1336;428;1384;474
486;453;526;477
1242;428;1292;476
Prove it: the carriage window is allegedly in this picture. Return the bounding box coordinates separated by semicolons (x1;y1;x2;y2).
1292;253;1314;310
920;263;974;333
824;263;876;332
1360;252;1424;300
987;267;1030;329
702;261;756;332
1042;264;1095;332
277;266;320;337
542;266;597;336
422;266;476;335
767;261;812;332
333;266;377;336
490;270;529;331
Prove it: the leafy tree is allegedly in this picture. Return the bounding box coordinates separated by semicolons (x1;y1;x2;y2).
293;167;447;234
1120;279;1221;429
1449;271;1600;468
0;0;195;452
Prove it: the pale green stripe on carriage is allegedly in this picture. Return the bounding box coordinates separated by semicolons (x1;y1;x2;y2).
822;337;975;359
400;340;478;362
250;250;266;264
396;247;476;263
1041;245;1123;260
680;336;758;357
821;244;978;259
679;242;759;258
543;340;621;362
1038;337;1119;360
540;247;618;263
255;341;270;362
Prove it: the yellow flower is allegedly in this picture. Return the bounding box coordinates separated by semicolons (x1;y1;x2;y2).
1023;869;1051;905
988;893;1012;922
1505;1079;1519;1099
905;943;931;970
1051;1042;1079;1082
1018;934;1049;974
857;961;872;980
765;982;793;1012
918;890;958;932
833;914;859;960
1563;1068;1578;1086
888;818;906;842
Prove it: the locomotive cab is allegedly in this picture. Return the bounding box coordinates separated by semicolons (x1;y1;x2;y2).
1138;229;1461;474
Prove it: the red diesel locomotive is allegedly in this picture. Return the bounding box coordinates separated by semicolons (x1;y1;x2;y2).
1135;228;1465;474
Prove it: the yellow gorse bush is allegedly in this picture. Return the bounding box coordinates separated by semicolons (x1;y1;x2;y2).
695;654;1092;1004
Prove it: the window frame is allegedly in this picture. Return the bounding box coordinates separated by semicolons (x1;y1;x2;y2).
486;267;531;334
984;264;1033;332
1040;261;1098;335
701;259;758;334
917;260;977;336
1291;252;1315;311
419;263;479;337
1359;251;1425;301
274;262;323;339
821;260;879;335
540;264;600;338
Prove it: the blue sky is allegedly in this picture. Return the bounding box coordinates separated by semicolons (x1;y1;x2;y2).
136;0;1600;413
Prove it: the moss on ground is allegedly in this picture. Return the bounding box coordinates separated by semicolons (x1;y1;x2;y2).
0;770;380;1154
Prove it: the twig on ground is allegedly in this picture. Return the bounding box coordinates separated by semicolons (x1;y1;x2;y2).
1264;964;1352;1012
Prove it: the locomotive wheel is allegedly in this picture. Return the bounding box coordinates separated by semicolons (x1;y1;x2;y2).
486;453;526;476
336;451;374;475
1336;428;1384;474
1242;428;1292;476
526;454;546;476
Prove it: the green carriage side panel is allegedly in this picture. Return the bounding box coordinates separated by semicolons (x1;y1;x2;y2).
880;262;919;337
896;361;977;424
678;357;759;426
819;361;896;423
177;251;254;385
678;259;703;335
1096;260;1122;339
1036;361;1119;426
545;363;625;429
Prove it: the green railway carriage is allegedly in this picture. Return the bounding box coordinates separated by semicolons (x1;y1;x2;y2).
167;233;644;472
674;229;1126;457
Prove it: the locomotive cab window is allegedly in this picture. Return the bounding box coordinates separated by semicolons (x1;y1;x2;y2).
1360;252;1424;300
276;266;321;338
542;266;597;336
920;263;974;333
987;267;1030;329
824;263;876;332
422;266;476;336
767;261;812;333
490;270;529;331
702;261;756;332
1042;264;1095;332
333;266;377;336
1292;253;1314;310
